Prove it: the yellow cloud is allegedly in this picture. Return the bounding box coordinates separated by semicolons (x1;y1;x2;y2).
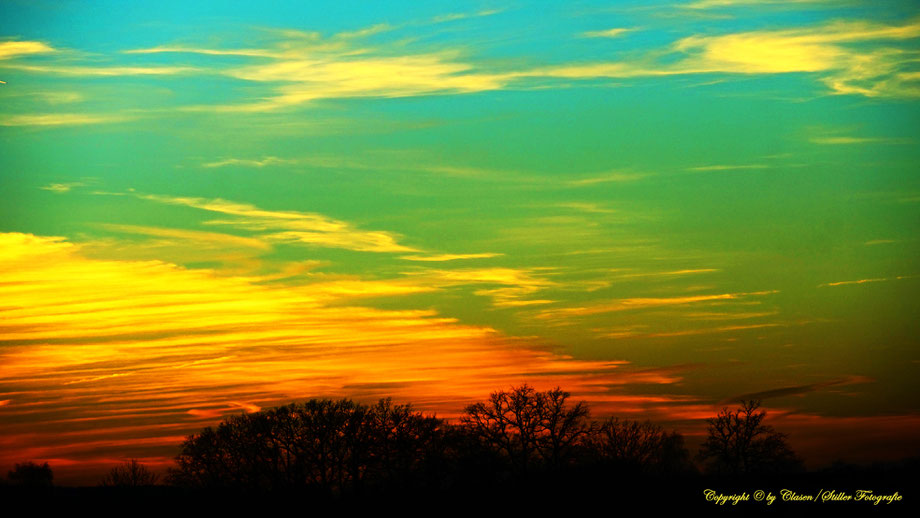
0;232;680;474
220;54;510;111
0;113;129;126
401;253;502;262
527;18;920;98
818;277;887;287
582;28;634;38
403;267;557;307
682;0;832;9
202;156;292;168
537;290;778;320
0;40;54;59
135;193;417;253
5;64;196;76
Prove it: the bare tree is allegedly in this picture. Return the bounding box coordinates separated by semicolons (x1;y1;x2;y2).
588;418;691;474
697;399;802;475
101;459;159;487
461;385;590;473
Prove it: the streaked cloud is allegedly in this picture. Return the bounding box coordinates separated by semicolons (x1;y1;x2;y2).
582;28;634;38
202;156;292;168
219;53;510;111
687;164;768;172
135;192;417;253
810;136;895;145
681;0;834;9
406;267;557;307
3;64;197;76
0;40;54;60
568;171;647;186
818;277;887;287
537;290;778;320
720;375;873;404
401;253;503;262
431;9;502;24
40;182;86;193
0;113;129;126
0;232;689;479
525;18;920;98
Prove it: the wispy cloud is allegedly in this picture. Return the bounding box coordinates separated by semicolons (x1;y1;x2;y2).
568;171;647;186
818;277;887;287
810;136;897;145
41;181;86;193
431;9;502;24
406;267;556;307
720;375;873;404
0;113;129;126
0;40;54;60
217;53;510;111
524;18;920;98
202;156;292;168
134;192;417;253
0;232;682;477
681;0;834;9
687;164;768;172
582;28;635;38
537;290;778;320
401;253;503;262
3;64;197;76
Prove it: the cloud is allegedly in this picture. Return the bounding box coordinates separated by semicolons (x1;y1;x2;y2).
582;28;634;38
0;232;688;480
431;10;502;24
202;156;292;168
4;64;197;76
99;223;271;251
0;40;54;60
0;113;129;126
818;277;887;287
41;182;86;193
687;164;769;172
524;18;920;98
681;0;834;9
134;192;417;253
405;267;557;307
401;253;502;262
720;376;873;404
810;136;895;145
218;53;510;111
123;46;280;58
568;171;647;186
537;290;778;320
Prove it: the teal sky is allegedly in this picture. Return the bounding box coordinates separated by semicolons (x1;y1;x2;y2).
1;0;919;483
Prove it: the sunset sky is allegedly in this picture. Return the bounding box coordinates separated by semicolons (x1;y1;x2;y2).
1;0;919;484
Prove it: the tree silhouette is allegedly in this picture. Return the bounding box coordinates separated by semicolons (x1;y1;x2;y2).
461;385;590;474
588;418;692;475
7;461;53;488
168;397;446;495
101;459;158;487
697;399;803;475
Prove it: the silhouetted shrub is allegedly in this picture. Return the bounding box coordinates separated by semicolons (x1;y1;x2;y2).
101;459;158;487
8;461;53;488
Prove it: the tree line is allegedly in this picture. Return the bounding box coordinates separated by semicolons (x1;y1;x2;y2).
5;385;804;496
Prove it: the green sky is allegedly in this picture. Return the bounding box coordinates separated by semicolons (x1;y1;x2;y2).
1;0;919;483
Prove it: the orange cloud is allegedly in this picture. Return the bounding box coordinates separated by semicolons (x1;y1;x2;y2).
0;232;689;484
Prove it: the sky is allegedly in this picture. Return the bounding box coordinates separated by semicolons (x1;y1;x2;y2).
1;0;919;484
